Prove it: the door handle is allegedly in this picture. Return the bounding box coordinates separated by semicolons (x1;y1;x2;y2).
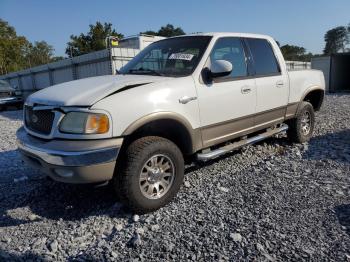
276;81;284;88
179;96;197;104
241;86;251;94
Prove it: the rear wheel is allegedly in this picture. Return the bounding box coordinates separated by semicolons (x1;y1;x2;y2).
113;136;184;213
287;101;315;143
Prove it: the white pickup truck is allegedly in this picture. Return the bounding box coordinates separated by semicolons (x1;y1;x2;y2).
17;33;325;212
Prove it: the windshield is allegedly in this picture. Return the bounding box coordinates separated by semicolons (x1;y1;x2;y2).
120;36;212;77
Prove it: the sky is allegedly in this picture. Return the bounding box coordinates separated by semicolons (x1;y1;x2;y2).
1;0;349;57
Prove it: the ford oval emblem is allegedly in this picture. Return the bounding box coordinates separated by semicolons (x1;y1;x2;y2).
31;114;39;123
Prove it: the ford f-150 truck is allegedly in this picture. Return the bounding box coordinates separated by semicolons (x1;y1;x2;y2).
17;33;325;212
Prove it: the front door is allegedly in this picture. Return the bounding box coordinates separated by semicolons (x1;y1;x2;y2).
196;37;257;148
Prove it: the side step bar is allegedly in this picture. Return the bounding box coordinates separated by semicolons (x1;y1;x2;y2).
197;124;288;161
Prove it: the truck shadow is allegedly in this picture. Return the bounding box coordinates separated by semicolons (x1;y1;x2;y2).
0;180;127;227
0;249;45;262
0;247;100;261
302;129;350;164
0;108;23;121
334;204;350;236
0;182;125;227
0;149;127;227
185;129;350;173
184;135;289;174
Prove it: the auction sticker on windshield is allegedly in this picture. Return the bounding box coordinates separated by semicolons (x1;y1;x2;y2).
169;53;194;61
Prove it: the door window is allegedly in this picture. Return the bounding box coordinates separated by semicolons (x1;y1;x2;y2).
210;37;248;79
246;38;280;76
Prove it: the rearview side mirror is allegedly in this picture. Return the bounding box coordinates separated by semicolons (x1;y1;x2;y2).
209;60;233;78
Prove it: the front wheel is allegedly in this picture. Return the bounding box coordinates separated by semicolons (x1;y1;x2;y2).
287;101;315;143
114;136;184;213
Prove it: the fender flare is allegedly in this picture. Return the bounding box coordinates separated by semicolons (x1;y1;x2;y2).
297;85;325;112
122;111;203;153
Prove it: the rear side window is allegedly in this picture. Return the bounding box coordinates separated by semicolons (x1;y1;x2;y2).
246;38;280;76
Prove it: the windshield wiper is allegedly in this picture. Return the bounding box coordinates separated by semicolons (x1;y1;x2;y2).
128;68;164;76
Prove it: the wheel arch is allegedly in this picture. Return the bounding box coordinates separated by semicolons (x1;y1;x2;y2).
299;86;325;112
122;112;202;155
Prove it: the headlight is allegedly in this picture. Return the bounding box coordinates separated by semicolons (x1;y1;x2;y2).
59;112;110;134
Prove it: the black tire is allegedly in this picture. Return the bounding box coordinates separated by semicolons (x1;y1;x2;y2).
287;101;315;143
113;136;184;213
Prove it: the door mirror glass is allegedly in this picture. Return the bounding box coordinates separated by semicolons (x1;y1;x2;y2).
209;59;233;78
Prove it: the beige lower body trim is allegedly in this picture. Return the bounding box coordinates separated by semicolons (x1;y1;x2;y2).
255;106;286;126
201;115;254;148
285;102;299;120
200;105;289;148
191;129;204;153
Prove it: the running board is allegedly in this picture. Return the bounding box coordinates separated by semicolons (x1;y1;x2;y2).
197;124;288;161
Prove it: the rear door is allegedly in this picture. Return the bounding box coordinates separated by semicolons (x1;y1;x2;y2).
245;38;289;127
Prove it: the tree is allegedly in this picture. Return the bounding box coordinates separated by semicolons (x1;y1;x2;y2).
50;56;65;62
66;22;124;57
26;41;54;67
0;19;30;74
323;26;350;55
141;30;158;36
0;19;58;74
280;44;313;61
158;24;185;37
141;24;185;37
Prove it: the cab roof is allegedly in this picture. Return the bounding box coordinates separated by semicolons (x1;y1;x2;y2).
170;32;274;41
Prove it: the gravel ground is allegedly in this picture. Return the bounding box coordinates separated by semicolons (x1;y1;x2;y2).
0;94;349;261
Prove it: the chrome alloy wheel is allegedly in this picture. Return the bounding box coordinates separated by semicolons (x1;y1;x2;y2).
139;154;175;199
301;111;311;135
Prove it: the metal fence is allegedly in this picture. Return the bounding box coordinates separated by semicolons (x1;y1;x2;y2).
286;61;311;70
0;47;139;98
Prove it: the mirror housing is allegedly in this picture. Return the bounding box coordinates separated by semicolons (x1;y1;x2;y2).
209;60;233;79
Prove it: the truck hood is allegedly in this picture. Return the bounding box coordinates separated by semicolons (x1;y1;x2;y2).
26;75;169;106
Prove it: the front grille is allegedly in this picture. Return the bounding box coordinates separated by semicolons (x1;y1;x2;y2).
25;106;55;135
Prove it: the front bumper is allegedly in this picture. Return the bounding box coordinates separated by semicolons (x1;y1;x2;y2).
16;127;123;183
